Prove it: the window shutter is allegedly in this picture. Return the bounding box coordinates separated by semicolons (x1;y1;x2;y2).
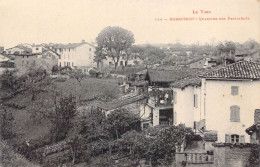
195;94;198;108
230;105;240;122
225;134;231;143
174;112;177;124
240;135;245;143
231;86;239;96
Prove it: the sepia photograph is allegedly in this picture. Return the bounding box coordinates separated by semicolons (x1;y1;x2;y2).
0;0;259;166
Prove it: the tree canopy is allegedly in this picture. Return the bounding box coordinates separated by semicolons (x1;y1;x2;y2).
95;26;135;69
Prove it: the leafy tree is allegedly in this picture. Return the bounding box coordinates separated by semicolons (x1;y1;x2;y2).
0;69;21;94
69;69;86;86
96;26;135;69
51;94;76;141
142;45;166;65
106;109;141;139
216;41;236;56
20;67;52;101
0;107;15;140
94;46;107;70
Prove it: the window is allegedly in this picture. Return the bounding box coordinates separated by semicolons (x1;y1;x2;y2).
64;62;66;66
120;61;123;66
72;62;74;67
194;94;198;108
89;48;91;51
173;92;177;104
67;62;70;66
59;62;61;67
230;105;240;122
231;134;239;143
23;56;24;58
231;86;239;96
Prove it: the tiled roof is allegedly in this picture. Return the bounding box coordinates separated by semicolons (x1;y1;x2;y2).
96;94;146;111
146;68;193;83
51;42;95;49
171;69;207;88
201;61;260;80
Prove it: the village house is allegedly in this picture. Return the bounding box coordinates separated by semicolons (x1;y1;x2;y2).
246;109;260;144
174;61;260;167
14;47;60;74
235;50;260;62
172;61;260;143
200;60;260;143
0;53;15;74
45;40;96;69
5;45;32;55
101;51;143;70
189;57;217;69
171;69;207;129
140;68;195;128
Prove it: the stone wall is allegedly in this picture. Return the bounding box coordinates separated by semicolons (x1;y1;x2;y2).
214;144;252;167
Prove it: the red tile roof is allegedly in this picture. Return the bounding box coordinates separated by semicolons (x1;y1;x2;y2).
202;61;260;80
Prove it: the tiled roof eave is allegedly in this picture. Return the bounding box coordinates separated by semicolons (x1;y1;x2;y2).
203;77;259;81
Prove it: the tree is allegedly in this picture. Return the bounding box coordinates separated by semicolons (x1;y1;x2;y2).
69;69;86;86
96;26;135;69
51;94;77;141
106;109;141;139
0;106;15;140
94;46;107;70
216;41;236;56
142;45;166;65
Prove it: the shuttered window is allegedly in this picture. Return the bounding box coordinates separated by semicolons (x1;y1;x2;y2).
194;94;198;108
231;86;239;96
226;134;244;143
230;105;240;122
239;135;245;143
231;134;239;143
174;112;177;124
173;92;177;104
225;134;231;143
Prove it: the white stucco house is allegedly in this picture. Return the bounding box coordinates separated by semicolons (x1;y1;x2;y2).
46;40;96;69
172;61;260;144
200;60;260;143
171;69;206;129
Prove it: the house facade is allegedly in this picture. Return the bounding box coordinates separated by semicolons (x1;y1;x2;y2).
140;69;192;128
171;74;205;129
101;52;143;69
14;50;59;74
5;46;28;55
46;40;96;68
201;61;260;143
189;57;217;69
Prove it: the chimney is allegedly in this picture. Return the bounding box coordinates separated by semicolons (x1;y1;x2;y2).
82;40;85;43
254;109;260;124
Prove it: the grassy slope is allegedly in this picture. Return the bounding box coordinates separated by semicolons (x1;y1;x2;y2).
0;138;39;167
4;77;119;145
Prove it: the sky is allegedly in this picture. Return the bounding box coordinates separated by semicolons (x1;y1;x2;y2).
0;0;259;48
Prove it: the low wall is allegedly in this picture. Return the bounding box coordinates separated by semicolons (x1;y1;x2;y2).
213;143;253;167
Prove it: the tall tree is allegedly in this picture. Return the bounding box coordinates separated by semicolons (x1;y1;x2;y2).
96;26;135;69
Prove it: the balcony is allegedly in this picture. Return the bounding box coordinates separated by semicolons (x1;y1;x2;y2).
147;88;173;108
176;152;214;165
186;153;214;164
